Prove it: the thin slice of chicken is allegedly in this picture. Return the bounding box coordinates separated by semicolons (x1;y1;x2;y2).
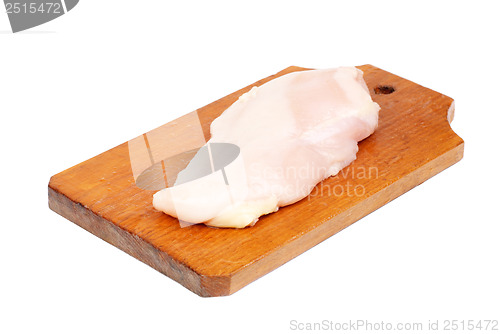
153;67;380;228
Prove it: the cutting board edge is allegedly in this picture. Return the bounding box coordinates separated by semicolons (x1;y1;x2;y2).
47;136;464;297
47;183;228;297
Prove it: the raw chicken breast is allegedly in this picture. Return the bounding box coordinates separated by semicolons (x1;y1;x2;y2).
153;67;380;228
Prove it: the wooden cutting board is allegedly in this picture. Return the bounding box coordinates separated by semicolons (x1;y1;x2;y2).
48;65;464;297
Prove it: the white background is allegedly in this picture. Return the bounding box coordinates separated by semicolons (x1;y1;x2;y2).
1;1;499;333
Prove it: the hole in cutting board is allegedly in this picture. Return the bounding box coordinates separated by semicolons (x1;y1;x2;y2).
374;85;395;95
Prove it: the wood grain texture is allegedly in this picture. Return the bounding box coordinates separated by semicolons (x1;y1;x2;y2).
48;65;464;297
